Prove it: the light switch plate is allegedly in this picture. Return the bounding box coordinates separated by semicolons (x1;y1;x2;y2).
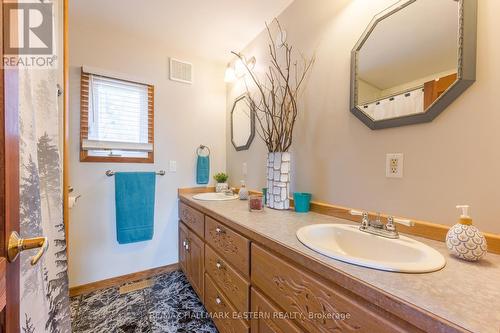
169;160;177;172
386;153;403;178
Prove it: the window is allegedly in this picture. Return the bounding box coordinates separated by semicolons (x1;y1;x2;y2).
80;67;154;163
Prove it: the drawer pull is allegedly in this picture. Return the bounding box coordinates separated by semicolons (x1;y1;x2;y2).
216;261;224;270
215;296;222;305
215;227;226;234
185;240;190;252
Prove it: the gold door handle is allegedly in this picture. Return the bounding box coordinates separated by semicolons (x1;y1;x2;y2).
7;231;48;265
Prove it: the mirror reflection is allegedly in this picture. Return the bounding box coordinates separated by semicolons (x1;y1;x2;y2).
356;0;459;121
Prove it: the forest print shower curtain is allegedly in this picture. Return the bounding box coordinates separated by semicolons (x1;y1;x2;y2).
18;66;70;331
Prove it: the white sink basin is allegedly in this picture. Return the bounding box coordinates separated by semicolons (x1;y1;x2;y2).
192;192;239;201
297;224;445;273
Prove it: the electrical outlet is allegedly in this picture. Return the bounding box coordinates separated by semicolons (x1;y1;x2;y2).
386;153;403;178
169;160;177;172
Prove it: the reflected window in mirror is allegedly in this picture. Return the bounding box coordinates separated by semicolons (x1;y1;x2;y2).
351;0;477;129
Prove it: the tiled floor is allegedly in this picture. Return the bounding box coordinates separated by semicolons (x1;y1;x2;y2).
70;270;218;333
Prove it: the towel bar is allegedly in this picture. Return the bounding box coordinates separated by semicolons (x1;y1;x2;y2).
105;170;166;177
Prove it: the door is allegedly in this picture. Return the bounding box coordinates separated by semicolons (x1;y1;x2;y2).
188;231;204;298
1;0;21;329
1;1;71;331
179;222;188;273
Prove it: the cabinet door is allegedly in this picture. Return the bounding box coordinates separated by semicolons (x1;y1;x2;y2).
179;222;188;275
251;288;302;333
188;231;205;299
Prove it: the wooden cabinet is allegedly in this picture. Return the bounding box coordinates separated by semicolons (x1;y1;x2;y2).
205;273;249;333
179;201;204;238
205;244;249;313
179;221;204;299
178;199;438;333
251;244;422;333
205;216;250;276
179;222;188;273
251;288;302;333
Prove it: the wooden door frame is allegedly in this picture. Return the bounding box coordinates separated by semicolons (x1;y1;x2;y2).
1;0;21;331
63;0;69;255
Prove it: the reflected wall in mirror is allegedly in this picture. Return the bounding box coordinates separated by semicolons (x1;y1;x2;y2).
351;0;477;130
231;94;255;151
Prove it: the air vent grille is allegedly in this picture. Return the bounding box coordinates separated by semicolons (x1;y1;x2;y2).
169;58;193;84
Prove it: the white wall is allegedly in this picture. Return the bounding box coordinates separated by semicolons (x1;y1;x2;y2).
69;17;227;286
227;0;500;234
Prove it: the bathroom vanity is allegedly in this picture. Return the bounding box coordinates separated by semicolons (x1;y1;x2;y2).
178;191;500;333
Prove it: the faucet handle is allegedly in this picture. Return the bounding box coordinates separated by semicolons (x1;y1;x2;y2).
350;210;369;227
387;216;415;227
393;217;415;227
350;210;364;216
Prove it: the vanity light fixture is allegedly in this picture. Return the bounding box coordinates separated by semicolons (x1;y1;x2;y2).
224;54;256;82
224;64;236;83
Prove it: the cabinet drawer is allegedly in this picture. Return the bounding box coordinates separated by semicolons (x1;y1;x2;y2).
205;216;250;276
251;288;302;333
204;274;249;333
251;244;421;333
179;201;204;238
205;244;249;314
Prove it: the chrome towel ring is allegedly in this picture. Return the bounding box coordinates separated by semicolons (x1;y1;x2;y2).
197;145;210;157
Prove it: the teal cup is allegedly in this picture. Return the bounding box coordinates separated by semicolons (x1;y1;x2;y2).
293;192;312;213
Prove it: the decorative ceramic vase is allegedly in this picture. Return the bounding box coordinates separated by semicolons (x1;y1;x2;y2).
266;152;291;210
446;224;487;261
238;180;249;200
215;182;229;193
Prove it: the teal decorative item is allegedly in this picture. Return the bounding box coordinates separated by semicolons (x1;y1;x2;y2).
293;192;312;213
262;188;268;205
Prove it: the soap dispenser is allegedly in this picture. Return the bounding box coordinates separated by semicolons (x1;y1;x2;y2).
238;180;249;200
446;205;487;261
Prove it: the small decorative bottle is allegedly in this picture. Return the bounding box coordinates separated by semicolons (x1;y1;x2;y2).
238;180;249;200
446;205;487;261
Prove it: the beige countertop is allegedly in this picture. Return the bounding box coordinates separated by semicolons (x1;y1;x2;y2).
179;193;500;333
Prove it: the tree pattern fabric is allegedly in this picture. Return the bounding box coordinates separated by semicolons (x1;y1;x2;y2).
19;66;70;332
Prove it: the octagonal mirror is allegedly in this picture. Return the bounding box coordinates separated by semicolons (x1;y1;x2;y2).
351;0;477;130
231;94;255;151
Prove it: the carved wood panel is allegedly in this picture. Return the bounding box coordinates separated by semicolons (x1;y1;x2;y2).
205;216;250;276
179;202;204;238
205;273;249;333
251;288;302;333
205;244;249;313
251;244;421;333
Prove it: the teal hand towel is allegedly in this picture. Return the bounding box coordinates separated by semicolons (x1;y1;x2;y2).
115;172;155;244
196;155;210;184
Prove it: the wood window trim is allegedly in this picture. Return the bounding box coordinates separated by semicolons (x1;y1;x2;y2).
79;68;155;163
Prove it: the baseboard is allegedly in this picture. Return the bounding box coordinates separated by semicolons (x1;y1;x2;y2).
69;263;179;297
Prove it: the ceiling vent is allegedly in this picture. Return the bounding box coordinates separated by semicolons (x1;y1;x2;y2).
169;58;193;84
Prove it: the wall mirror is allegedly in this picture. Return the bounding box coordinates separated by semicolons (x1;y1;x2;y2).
351;0;477;130
231;94;255;151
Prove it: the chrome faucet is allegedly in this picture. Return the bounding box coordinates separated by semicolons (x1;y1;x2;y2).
350;210;415;239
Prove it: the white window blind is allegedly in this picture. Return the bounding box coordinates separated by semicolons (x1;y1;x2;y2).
84;74;151;158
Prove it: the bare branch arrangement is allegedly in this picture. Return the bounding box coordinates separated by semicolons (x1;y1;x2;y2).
232;19;314;153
